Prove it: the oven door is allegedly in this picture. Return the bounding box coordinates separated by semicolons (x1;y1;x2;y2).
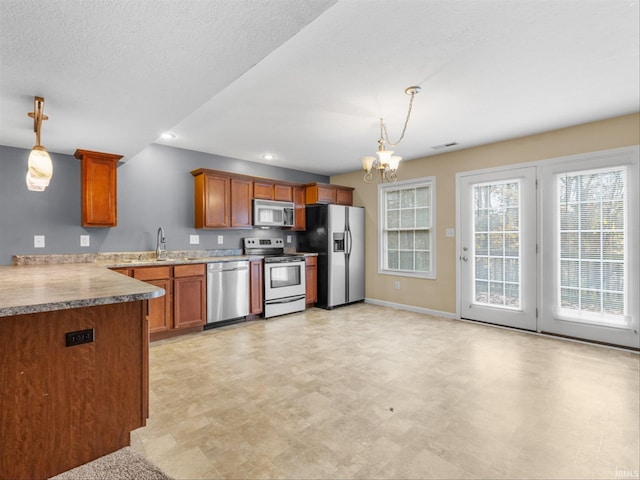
264;260;306;301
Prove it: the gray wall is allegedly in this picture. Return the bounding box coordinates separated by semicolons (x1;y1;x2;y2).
0;144;328;265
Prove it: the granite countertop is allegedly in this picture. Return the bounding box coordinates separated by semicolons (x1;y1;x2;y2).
101;254;263;268
0;264;165;317
2;249;318;317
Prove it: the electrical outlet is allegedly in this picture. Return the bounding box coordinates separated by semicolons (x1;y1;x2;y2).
394;281;400;290
190;235;200;245
286;235;292;243
65;328;94;347
34;235;45;248
80;235;90;247
217;235;224;244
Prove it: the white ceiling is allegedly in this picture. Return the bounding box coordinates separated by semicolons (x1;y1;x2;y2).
1;0;638;176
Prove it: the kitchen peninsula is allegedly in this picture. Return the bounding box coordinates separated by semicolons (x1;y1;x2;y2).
0;264;164;480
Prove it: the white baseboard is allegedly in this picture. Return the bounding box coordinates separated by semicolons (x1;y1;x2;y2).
364;297;457;320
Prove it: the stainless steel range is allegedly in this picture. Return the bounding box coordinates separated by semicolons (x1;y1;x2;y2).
244;238;306;318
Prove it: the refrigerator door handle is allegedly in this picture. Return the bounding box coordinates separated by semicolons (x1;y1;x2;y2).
347;228;353;256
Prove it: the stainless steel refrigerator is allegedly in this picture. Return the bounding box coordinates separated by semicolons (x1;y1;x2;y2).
299;204;365;309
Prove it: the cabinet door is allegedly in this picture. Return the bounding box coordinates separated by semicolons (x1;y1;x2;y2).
174;275;206;329
194;173;230;228
274;184;293;202
335;187;353;206
292;185;306;231
249;260;263;315
253;181;274;199
74;150;122;227
305;256;318;305
316;184;336;204
133;267;172;333
145;278;172;333
230;177;252;227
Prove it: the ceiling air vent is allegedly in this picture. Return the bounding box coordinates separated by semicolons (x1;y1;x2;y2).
431;142;458;150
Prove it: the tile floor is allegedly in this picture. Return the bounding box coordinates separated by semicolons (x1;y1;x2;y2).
131;303;640;479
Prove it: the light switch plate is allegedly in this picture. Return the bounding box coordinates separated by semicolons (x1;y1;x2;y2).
189;235;199;245
34;235;45;248
217;235;224;244
286;235;292;243
80;235;90;247
446;228;455;237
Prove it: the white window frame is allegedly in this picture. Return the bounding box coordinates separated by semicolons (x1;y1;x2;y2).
378;176;436;279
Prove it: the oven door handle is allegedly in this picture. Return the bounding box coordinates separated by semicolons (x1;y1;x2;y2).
265;294;306;305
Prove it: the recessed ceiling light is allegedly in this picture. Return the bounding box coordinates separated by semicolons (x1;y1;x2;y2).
160;132;176;140
261;153;277;161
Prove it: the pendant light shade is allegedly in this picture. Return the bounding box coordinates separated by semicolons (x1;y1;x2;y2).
26;146;53;191
26;96;52;191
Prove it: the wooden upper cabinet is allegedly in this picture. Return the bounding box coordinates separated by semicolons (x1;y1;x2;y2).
305;183;354;206
230;177;252;228
192;168;310;229
193;171;231;228
291;185;306;231
74;149;123;227
335;187;353;206
253;181;274;200
274;183;293;202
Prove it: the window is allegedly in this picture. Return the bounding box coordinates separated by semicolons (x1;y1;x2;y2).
378;177;435;278
556;166;629;327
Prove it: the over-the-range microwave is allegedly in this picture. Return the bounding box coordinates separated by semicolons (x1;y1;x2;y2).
253;199;295;227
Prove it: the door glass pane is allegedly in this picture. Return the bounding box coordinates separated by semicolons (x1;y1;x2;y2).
557;167;627;326
473;181;521;309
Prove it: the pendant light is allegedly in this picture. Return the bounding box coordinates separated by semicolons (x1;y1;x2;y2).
26;96;52;191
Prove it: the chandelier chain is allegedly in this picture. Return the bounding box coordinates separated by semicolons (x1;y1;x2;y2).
380;89;417;147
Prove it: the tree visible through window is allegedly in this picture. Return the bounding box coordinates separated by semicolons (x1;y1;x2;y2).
379;177;435;278
557;166;628;326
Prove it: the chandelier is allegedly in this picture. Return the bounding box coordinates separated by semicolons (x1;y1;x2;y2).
26;96;53;191
361;85;421;183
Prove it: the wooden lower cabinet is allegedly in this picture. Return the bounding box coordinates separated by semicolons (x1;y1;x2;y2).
249;260;263;315
305;256;318;306
173;264;207;329
0;301;148;480
122;264;206;340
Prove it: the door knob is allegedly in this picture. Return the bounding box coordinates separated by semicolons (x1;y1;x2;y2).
461;255;469;262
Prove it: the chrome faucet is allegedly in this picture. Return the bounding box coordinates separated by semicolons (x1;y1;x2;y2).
156;227;167;260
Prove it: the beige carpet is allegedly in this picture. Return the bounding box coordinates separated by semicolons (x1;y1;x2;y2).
49;446;174;480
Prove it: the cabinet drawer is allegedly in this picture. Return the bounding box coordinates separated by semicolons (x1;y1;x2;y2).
174;263;205;278
133;266;172;280
305;255;317;267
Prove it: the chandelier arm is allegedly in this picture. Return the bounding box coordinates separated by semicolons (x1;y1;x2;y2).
381;90;417;148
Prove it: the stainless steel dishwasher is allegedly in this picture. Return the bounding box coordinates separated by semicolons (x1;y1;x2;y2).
206;261;250;327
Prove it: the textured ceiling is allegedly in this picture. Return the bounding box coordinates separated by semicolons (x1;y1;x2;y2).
1;0;638;176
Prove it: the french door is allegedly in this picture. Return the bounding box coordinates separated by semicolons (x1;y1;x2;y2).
457;147;639;349
459;166;538;331
539;148;639;349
